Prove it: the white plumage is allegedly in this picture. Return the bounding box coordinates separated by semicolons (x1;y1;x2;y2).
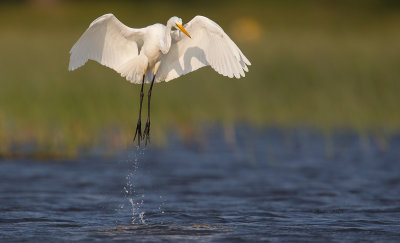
69;14;250;84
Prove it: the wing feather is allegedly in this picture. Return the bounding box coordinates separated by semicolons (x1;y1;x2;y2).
156;16;251;82
68;13;144;74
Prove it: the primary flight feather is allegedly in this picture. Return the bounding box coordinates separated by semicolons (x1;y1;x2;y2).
69;14;251;145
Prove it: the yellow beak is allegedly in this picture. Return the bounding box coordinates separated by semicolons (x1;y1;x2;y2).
176;24;191;38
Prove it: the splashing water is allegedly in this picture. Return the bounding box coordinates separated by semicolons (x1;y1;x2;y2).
158;195;165;214
122;146;146;224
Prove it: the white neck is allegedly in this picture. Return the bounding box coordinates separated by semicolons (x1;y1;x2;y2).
160;21;174;54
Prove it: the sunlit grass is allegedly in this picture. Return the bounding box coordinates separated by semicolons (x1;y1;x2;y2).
1;1;400;157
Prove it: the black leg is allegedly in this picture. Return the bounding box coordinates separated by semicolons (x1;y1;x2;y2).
133;75;145;146
143;75;156;145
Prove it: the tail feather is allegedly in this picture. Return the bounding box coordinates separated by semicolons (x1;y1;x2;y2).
116;55;148;84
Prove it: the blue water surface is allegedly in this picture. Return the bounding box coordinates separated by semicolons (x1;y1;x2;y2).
1;127;400;242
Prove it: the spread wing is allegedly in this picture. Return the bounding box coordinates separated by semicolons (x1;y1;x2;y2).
156;16;251;82
68;13;145;78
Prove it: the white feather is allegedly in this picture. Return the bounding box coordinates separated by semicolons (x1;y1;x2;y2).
69;14;250;84
69;13;146;83
157;16;251;82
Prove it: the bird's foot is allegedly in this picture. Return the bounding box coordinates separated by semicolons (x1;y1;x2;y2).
133;120;142;146
143;120;151;145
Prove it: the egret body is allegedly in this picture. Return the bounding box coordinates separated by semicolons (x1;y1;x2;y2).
69;14;250;145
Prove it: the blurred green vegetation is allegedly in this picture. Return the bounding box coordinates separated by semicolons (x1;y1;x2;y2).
1;0;400;157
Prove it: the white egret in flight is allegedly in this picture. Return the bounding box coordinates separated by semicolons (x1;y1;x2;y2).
69;14;251;145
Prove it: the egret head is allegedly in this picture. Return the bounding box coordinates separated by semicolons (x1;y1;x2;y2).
169;16;191;38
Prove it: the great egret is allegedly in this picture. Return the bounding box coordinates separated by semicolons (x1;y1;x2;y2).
69;14;251;146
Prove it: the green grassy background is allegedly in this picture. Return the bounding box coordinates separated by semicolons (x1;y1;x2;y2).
1;0;400;157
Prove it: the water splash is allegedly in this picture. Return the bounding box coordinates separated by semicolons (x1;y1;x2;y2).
138;211;146;224
118;146;166;225
122;146;146;224
158;195;165;214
